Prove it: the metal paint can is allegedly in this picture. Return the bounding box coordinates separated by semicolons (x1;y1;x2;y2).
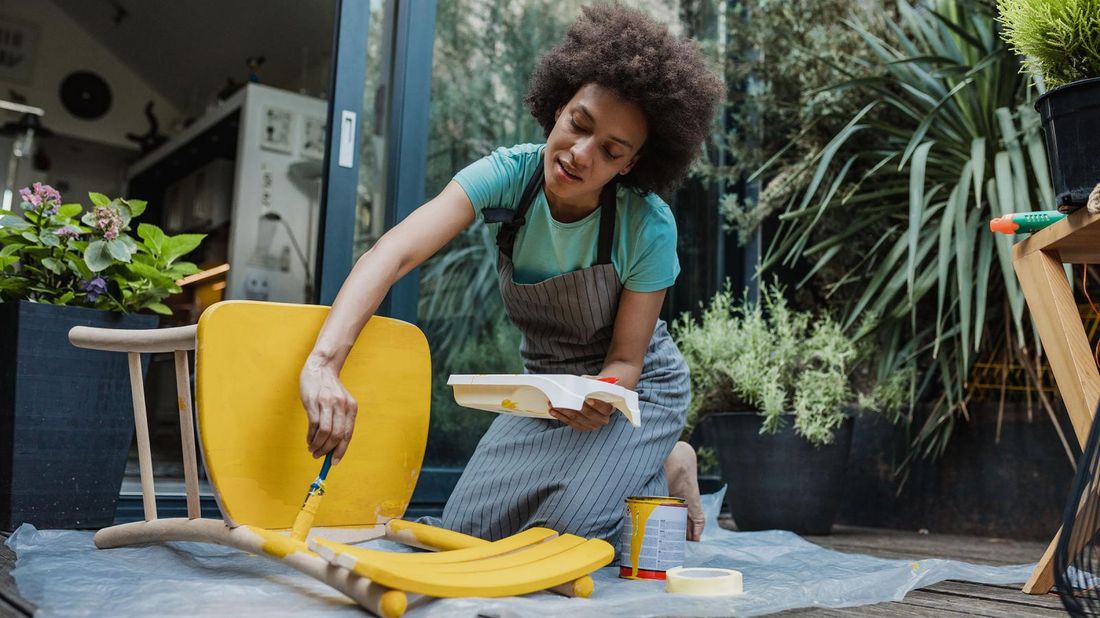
619;496;687;580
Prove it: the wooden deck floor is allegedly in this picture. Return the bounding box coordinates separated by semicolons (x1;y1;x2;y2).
0;525;1067;616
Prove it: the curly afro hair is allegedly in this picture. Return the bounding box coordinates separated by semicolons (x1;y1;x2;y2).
524;4;722;195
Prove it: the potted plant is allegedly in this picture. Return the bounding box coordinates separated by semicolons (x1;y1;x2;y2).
998;0;1100;210
672;283;907;534
0;183;204;530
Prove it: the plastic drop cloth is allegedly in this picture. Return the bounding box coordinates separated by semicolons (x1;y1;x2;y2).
7;487;1037;617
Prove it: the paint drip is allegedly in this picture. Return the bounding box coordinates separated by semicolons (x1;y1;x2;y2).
619;496;686;580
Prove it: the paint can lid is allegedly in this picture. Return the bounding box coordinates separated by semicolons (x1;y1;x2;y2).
665;567;744;596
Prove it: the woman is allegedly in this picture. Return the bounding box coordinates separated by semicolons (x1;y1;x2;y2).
299;4;721;545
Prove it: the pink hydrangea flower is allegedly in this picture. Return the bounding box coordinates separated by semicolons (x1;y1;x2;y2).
18;183;62;215
92;206;123;240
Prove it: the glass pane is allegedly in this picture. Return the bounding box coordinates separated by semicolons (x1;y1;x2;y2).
352;0;390;260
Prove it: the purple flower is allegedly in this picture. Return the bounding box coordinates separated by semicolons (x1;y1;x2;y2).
92;206;123;240
56;227;81;239
18;183;62;215
81;276;108;302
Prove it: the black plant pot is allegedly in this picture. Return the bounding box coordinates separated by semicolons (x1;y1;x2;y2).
1035;77;1100;211
0;301;158;530
701;411;853;535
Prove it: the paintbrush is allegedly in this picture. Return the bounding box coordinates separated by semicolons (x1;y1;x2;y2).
290;452;333;541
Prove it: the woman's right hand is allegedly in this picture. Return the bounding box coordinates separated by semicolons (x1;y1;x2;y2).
299;359;358;464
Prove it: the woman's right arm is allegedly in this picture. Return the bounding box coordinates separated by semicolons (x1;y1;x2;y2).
300;180;476;463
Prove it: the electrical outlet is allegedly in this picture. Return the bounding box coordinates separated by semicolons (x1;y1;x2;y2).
301;115;326;160
260;105;294;153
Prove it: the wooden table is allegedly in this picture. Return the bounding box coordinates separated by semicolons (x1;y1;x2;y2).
1011;207;1100;594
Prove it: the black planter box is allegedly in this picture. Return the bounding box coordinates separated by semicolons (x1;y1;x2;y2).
0;301;157;530
701;411;853;535
1036;77;1100;211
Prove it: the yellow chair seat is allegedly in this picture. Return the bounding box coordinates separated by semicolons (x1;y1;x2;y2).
313;530;615;598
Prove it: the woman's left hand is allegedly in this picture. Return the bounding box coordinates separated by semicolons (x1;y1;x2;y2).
550;398;614;431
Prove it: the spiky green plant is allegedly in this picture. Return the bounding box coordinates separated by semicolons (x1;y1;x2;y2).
997;0;1100;88
758;0;1052;459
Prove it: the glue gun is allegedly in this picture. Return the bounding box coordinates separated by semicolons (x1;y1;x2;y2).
989;211;1066;234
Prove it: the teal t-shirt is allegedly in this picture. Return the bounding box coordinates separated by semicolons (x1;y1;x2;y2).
453;143;680;292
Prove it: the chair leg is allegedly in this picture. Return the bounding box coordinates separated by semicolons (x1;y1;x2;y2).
174;350;201;519
127;352;157;521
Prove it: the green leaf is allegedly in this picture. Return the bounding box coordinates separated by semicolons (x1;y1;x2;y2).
145;302;173;315
907;141;934;304
88;192;111;207
39;231;60;248
41;257;63;274
107;238;132;262
0;215;31;230
56;291;75;304
57;203;82;218
126;199;147;218
161;233;205;265
137;223;167;254
20;231;38;243
84;240;113;272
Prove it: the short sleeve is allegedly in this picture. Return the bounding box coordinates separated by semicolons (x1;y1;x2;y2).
622;207;680;293
452;144;542;218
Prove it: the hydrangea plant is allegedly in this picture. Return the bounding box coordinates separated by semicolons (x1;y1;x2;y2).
0;183;205;315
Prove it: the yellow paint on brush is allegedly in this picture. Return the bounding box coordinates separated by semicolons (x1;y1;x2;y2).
627;500;659;578
500;399;518;410
291;489;325;541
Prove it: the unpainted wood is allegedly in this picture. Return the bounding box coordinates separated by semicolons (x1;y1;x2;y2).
127;352;157;521
173;351;201;519
1014;249;1100;443
1012;246;1100;595
68;324;197;353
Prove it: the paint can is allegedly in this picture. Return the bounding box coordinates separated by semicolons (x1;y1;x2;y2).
619;496;687;580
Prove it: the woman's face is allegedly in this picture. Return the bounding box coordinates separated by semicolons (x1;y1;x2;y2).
543;83;648;209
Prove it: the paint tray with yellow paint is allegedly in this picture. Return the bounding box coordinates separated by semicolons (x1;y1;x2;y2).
447;374;641;427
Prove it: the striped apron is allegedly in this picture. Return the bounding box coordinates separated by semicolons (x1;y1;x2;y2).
440;161;690;545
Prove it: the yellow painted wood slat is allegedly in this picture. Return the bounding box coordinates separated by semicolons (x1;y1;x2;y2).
344;538;615;597
312;527;557;565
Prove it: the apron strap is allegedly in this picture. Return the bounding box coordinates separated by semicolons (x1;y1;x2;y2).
595;180;618;266
484;157;545;260
486;154;618;265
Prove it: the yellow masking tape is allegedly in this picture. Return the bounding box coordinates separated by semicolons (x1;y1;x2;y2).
665;567;743;596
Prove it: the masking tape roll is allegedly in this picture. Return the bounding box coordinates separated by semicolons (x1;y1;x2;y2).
665;567;743;595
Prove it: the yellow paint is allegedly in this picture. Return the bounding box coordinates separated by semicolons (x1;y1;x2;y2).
195;301;430;529
317;531;614;597
315;527;557;566
500;399;518;410
379;590;407;618
385;519;489;551
249;525;312;559
572;575;594;598
627;500;659;578
290;488;325;541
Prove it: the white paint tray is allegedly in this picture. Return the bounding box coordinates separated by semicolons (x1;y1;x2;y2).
446;374;641;427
